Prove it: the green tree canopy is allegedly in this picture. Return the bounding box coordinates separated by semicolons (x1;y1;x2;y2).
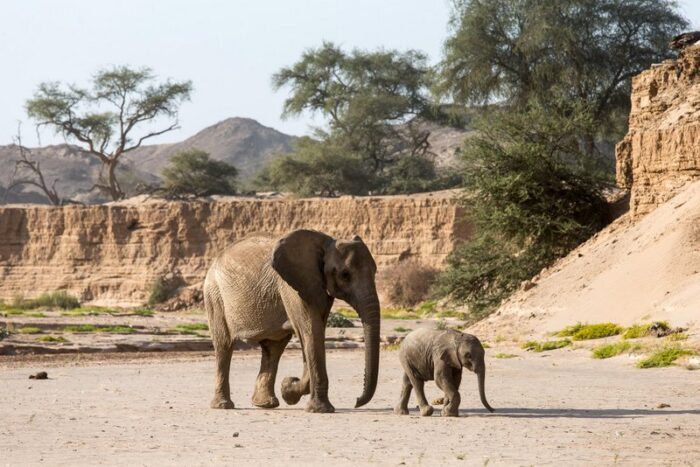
269;42;452;195
26;66;192;200
436;102;610;314
162;149;237;197
438;0;687;135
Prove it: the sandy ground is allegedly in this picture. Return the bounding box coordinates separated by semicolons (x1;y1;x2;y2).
2;348;699;466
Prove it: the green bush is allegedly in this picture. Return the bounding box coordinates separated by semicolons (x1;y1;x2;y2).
636;347;695;369
623;321;670;339
148;276;180;306
162;149;238;197
591;341;633;359
557;323;622;341
326;313;354;328
435;104;610;316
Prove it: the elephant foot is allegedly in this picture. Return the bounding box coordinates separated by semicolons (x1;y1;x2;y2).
281;376;303;405
441;406;459;417
252;394;280;409
419;405;434;417
394;406;409;415
305;398;335;413
210;397;235;409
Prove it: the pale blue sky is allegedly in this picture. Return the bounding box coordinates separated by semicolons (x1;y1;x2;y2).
1;0;699;147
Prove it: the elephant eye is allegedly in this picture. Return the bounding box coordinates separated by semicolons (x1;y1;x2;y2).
340;269;351;281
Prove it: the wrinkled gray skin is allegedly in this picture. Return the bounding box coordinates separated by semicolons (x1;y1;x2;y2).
203;229;380;413
394;328;494;417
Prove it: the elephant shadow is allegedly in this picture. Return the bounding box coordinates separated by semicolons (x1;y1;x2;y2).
456;407;700;418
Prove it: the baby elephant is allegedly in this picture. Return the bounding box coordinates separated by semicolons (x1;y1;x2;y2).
395;328;494;417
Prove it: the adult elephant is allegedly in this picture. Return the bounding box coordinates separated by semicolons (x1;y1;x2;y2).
203;229;381;413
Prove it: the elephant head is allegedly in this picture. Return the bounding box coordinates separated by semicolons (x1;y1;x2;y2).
449;333;494;413
272;229;380;408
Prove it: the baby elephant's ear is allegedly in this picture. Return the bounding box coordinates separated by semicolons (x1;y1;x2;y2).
440;347;461;368
272;229;333;310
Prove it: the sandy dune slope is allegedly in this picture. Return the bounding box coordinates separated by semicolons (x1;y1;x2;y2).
474;179;700;339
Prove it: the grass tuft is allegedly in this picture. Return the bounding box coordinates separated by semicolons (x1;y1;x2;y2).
493;353;517;359
522;339;571;352
623;321;670;339
636;346;695;369
172;323;209;335
37;336;69;343
17;326;43;334
131;308;155;317
393;326;412;333
63;324;137;334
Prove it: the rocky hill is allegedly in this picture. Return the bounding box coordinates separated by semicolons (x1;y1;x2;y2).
123;117;296;179
0;191;467;306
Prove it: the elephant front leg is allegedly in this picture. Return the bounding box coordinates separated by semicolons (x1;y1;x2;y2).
302;315;334;413
252;336;291;408
436;364;461;417
394;373;412;415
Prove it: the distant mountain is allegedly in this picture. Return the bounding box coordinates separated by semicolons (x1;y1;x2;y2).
124;117;297;179
0;118;297;204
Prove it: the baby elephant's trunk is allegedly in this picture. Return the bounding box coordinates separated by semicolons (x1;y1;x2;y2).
477;361;495;413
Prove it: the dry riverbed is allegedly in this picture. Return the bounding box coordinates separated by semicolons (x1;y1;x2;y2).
2;347;699;466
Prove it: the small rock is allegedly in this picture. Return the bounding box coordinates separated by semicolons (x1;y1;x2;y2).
29;371;48;380
657;403;670;409
232;432;239;438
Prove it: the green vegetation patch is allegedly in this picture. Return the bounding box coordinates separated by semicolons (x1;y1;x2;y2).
591;341;634;359
666;333;688;342
636;346;696;369
623;321;670;339
556;323;622;341
172;323;209;335
63;324;137;334
393;326;412;333
493;353;517;359
61;306;119;317
131;308;155;317
37;336;69;343
13;291;80;310
326;312;354;328
383;342;402;351
17;326;43;334
522;339;571;352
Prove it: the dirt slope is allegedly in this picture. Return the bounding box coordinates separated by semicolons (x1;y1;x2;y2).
474;180;700;337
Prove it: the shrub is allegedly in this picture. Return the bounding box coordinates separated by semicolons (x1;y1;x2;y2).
636;347;695;369
623;321;670;339
556;323;622;341
148;275;181;306
381;261;439;307
326;313;354;328
0;327;10;340
37;336;69;343
11;291;80;310
522;339;571;352
591;341;633;359
435;319;448;330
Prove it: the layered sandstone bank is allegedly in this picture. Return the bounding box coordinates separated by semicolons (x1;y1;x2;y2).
0;192;466;305
616;44;700;218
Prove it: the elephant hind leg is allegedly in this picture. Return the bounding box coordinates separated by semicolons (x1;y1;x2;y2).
252;336;291;408
206;281;235;409
394;373;412;415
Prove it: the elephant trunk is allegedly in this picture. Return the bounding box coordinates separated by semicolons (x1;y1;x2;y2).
477;359;495;413
354;292;380;408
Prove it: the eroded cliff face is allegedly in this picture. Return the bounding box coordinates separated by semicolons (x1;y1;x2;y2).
0;193;467;305
616;44;700;218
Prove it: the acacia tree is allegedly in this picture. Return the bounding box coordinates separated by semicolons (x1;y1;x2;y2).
438;0;687;137
270;42;445;195
26;66;192;200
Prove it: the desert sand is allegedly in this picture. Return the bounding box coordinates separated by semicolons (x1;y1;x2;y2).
2;349;699;466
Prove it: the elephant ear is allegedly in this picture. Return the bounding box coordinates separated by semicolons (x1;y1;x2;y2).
272;229;333;310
